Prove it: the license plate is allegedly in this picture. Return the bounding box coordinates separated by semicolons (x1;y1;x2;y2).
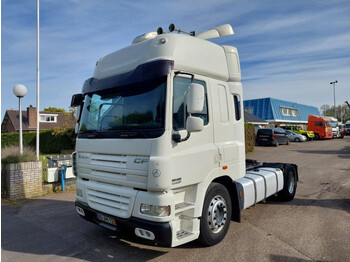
96;213;117;226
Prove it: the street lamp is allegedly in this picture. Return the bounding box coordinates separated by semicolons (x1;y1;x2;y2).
13;84;28;155
330;80;338;119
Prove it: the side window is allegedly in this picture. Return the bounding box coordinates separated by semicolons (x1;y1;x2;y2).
173;76;208;131
233;95;241;121
274;128;284;135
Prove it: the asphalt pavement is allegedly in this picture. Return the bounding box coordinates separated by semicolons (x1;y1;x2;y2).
2;137;350;262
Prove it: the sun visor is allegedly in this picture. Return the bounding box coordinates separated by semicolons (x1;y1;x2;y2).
82;60;174;94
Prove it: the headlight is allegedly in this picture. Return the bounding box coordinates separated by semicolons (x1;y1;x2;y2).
140;204;170;217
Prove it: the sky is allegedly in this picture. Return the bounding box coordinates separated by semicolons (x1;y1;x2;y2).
2;0;350;119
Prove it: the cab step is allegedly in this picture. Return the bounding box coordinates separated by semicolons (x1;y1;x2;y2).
176;229;193;240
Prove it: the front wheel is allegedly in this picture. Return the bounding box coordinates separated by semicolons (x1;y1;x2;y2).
314;133;320;140
295;137;300;142
198;183;232;246
277;165;297;201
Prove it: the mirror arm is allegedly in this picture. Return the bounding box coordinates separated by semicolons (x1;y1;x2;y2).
75;103;83;124
172;131;191;143
174;71;195;82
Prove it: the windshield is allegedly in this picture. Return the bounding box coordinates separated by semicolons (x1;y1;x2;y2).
78;76;166;139
346;124;350;128
329;121;338;128
325;121;332;127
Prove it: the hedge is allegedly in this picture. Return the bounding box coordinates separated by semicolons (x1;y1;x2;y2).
245;122;255;153
1;128;76;154
3;125;255;154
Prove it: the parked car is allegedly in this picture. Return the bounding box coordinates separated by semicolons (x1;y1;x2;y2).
256;128;289;146
285;130;307;142
283;126;314;141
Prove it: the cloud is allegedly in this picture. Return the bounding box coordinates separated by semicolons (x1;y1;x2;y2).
2;0;350;117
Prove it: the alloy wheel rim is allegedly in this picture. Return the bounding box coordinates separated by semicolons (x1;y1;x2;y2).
207;195;227;234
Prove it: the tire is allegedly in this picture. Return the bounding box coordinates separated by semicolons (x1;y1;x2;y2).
274;140;279;147
295;137;300;142
277;165;297;201
198;183;232;246
314;133;320;140
286;139;289;145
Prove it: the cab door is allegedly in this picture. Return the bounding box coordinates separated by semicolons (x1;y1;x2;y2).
210;80;245;179
169;74;217;187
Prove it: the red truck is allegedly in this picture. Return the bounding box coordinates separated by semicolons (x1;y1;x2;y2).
307;115;332;139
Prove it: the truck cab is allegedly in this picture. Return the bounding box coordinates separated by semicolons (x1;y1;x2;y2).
71;24;297;247
345;121;350;135
307;115;333;139
327;117;340;138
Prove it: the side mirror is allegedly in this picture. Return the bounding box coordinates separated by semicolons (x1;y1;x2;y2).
187;83;204;113
186;116;203;133
71;94;84;107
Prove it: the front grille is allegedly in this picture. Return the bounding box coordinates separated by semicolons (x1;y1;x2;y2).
77;153;149;189
91;154;127;169
85;181;136;218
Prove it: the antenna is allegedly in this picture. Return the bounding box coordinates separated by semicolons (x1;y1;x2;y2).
169;24;195;36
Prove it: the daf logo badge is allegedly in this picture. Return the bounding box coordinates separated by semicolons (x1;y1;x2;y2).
152;169;161;177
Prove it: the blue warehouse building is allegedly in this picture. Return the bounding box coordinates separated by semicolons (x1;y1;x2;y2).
243;97;320;127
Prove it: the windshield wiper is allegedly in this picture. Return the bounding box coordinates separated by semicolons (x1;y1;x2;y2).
79;130;96;134
78;130;105;138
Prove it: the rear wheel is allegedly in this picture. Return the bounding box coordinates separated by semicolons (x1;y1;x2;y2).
314;133;320;140
198;183;232;246
277;165;297;201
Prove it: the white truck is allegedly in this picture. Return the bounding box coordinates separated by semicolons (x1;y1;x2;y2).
327;117;340;138
71;24;298;247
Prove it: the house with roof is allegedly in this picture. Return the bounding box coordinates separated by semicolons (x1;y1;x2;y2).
244;111;269;135
244;111;268;126
1;105;76;133
243;97;320;128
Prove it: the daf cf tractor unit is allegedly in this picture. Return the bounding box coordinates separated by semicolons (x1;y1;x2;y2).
71;24;298;247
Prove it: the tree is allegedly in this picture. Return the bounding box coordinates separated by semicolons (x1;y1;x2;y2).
320;104;350;122
320;104;330;116
43;107;66;112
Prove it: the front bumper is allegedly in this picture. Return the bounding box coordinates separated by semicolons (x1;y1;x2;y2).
75;200;172;246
